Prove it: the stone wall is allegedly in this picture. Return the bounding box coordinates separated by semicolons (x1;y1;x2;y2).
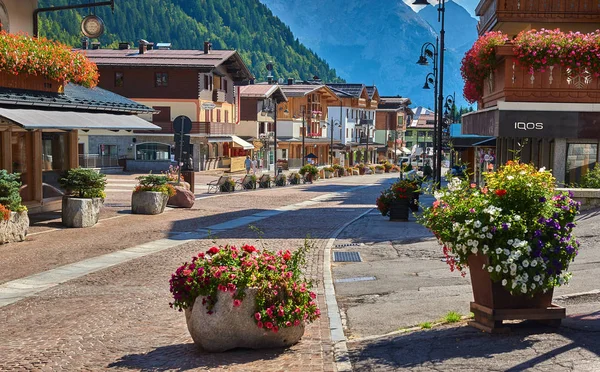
557;188;600;211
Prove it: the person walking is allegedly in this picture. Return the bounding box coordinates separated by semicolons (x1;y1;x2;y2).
244;155;252;174
251;157;258;174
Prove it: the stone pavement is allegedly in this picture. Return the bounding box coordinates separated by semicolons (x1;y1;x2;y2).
0;173;394;371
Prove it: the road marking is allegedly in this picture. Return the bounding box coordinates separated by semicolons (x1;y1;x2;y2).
0;184;376;308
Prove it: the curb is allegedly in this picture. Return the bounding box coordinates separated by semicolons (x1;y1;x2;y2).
324;207;375;372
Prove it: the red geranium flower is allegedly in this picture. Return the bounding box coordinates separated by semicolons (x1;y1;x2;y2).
242;244;256;253
207;246;220;255
495;189;507;197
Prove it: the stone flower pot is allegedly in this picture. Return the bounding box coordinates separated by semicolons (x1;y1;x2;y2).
62;196;103;228
0;211;29;244
185;288;305;352
324;171;332;179
132;191;169;215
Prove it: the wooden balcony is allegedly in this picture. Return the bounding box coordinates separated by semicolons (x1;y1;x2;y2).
480;45;600;109
476;0;600;35
137;121;237;136
212;89;226;103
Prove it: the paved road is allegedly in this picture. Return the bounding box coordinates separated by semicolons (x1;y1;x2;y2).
0;173;396;371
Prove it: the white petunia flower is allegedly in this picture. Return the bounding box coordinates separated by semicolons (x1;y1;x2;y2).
488;266;494;273
496;248;503;254
502;279;508;286
514;215;521;221
486;233;493;239
504;249;511;256
495;265;502;272
474;221;482;228
534;275;541;282
531;260;537;267
521;284;527;293
471;247;478;254
522;260;529;268
539;167;546;172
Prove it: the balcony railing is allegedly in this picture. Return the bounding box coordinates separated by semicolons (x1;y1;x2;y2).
477;0;600;35
480;44;600;108
137;121;236;136
212;89;226;103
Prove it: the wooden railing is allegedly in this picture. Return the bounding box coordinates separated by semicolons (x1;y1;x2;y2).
477;0;600;34
212;89;226;103
480;45;600;108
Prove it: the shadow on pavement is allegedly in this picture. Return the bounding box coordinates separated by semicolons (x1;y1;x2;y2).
108;342;287;371
577;207;600;221
348;318;600;371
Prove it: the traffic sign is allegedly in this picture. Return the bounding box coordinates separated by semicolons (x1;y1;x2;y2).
173;115;192;135
174;133;191;146
201;102;217;111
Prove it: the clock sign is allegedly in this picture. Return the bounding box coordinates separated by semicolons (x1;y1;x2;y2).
81;14;105;39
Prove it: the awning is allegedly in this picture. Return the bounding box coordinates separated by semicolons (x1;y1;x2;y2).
207;135;254;150
0;108;161;130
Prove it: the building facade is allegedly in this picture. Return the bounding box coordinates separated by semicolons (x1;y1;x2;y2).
405;107;435;162
376;96;413;163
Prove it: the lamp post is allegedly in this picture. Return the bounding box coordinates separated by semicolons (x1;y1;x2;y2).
442;92;456;163
417;39;438;183
414;0;446;188
329;118;341;166
301;107;306;167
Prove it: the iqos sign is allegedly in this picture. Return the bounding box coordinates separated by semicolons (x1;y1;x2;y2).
514;121;544;131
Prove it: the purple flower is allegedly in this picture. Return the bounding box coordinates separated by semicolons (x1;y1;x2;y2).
534;230;542;238
502;223;509;230
491;226;497;233
539;197;547;203
566;222;575;229
566;245;575;254
469;208;476;213
537;240;544;248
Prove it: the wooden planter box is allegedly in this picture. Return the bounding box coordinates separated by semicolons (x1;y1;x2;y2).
0;211;29;244
0;71;64;93
467;254;565;333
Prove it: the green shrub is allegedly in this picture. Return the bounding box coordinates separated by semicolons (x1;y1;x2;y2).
135;174;176;196
220;178;236;192
0;170;25;211
289;173;302;185
243;175;257;190
259;175;272;188
275;174;287;186
59;168;107;199
299;164;319;176
579;165;600;188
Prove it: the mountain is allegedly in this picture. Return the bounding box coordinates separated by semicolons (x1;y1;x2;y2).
37;0;343;83
260;0;473;108
419;0;478;55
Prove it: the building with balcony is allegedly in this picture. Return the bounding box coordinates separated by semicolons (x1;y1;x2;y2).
376;96;413;163
464;0;600;184
83;41;254;172
405;107;435;163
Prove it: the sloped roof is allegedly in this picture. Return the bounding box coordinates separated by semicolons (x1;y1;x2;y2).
83;48;253;82
279;84;324;97
366;86;378;99
0;84;154;114
239;85;287;102
378;96;411;110
326;83;366;98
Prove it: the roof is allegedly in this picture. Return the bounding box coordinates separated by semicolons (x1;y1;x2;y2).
83;48;254;82
239;85;287;102
378;96;411;111
279;84;324;97
366;86;378;99
326;83;366;98
0;84;154;114
0;108;160;131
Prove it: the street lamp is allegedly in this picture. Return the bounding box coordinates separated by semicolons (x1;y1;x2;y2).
417;39;439;184
328;118;341;166
414;0;447;189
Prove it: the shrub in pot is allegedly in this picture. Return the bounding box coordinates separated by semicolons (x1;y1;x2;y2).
275;174;287;187
376;179;419;221
299;164;319;183
220;178;236;192
258;175;272;189
59;168;106;228
132;174;175;215
289;173;302;185
323;167;334;179
243;175;257;190
169;242;320;352
419;161;581;331
374;165;385;174
0;170;29;244
383;162;393;173
332;164;343;177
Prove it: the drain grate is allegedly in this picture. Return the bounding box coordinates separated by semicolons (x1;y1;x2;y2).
335;276;376;283
334;243;364;248
333;251;362;262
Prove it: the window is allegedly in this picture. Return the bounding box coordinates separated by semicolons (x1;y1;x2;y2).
346;128;349;138
114;72;124;87
418;131;426;137
204;75;209;90
281;149;288;159
223;79;228;93
155;72;168;87
42;132;68;199
405;130;413;137
216;109;221;122
346;109;348;118
152;106;171;123
225;110;229;123
136;143;171;161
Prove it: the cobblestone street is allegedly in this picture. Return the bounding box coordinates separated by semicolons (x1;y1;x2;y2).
0;174;393;371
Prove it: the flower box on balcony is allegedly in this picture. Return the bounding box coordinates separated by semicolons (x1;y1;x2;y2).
0;71;64;93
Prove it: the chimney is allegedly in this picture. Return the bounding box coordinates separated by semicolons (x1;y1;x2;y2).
203;41;212;54
81;38;88;50
250;79;255;85
147;42;155;51
118;42;130;50
138;39;149;54
91;42;101;50
287;78;294;85
267;76;273;84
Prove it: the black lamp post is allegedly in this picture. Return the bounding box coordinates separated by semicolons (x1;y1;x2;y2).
301;107;306;167
329;118;341;166
414;0;446;188
417;39;439;184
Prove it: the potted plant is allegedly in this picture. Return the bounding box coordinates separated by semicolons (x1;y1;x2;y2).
332;164;343;177
275;174;287;187
169;242;320;352
374;165;385;174
367;165;376;175
299;165;319;183
258;175;272;189
59;168;106;228
220;178;236;192
0;170;29;244
132;174;176;215
289;172;302;185
243;174;257;190
383;162;393;173
419;161;580;332
376;179;418;221
323;167;334;179
357;163;366;175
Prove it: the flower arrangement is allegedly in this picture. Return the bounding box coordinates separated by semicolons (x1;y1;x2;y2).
169;242;320;333
460;31;508;104
289;172;302;185
163;165;180;182
383;162;393;171
59;168;107;199
324;166;335;173
134;174;176;197
258;175;272;188
243;174;258;189
275;174;287;186
419;161;580;295
0;170;27;214
299;164;319;177
221;178;237;192
375;165;384;171
0;31;99;88
376;179;419;216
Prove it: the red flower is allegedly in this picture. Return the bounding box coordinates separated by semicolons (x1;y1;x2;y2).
242;244;256;253
233;299;241;307
495;189;507;197
282;250;292;261
207;247;219;255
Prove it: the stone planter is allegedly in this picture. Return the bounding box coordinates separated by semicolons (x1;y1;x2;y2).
62;196;103;228
324;171;332;179
389;199;410;221
0;211;29;244
468;254;565;333
185;288;305;352
131;191;168;215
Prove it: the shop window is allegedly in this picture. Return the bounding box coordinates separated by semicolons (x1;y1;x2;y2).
136;143;171;161
115;72;124;87
405;130;413;137
566;143;598;185
406;141;413;147
155;72;168;87
41;132;68;199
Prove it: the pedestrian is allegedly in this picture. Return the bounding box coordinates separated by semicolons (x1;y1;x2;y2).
245;155;252;174
251;157;258;174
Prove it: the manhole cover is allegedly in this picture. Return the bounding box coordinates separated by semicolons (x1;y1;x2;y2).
335;276;376;283
333;251;362;262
